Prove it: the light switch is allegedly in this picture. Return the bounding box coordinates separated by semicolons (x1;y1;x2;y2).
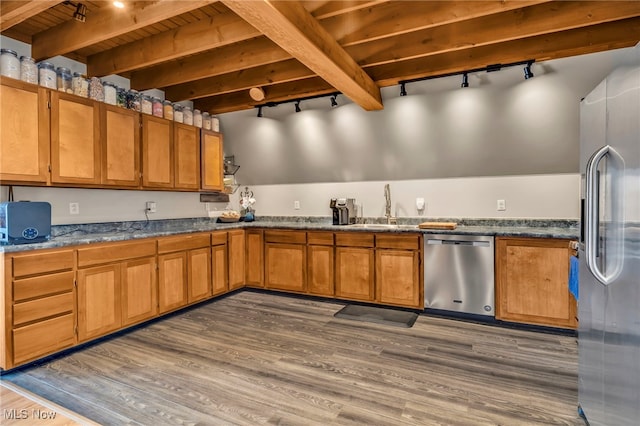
497;199;506;211
416;198;425;211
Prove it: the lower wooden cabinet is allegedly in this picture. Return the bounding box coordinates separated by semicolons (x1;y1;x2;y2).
335;247;375;301
121;258;157;326
307;232;334;297
188;247;212;303
228;230;245;290
264;230;306;292
211;232;229;296
376;250;420;308
495;237;577;329
77;264;122;341
246;229;264;287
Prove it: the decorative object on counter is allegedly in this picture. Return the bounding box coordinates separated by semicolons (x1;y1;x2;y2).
163;100;173;120
202;111;211;130
0;49;20;79
56;67;72;93
103;81;117;105
152;97;163;117
141;94;153;115
88;77;104;101
19;56;38;84
240;186;256;221
37;61;56;89
218;210;241;223
72;72;88;97
193;109;202;128
212;115;220;132
418;222;457;230
173;103;184;123
183;105;193;125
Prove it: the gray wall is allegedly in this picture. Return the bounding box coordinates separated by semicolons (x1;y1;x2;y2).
222;48;633;186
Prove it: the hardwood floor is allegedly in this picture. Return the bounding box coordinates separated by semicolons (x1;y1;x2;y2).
2;292;582;425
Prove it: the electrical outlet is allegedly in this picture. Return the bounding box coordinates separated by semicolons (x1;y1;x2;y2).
497;199;506;211
294;200;300;210
69;202;79;215
146;201;157;213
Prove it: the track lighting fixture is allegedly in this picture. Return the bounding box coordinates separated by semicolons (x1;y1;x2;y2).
295;101;301;113
461;73;469;88
400;82;407;97
257;106;263;118
64;1;87;22
330;95;338;108
524;61;534;79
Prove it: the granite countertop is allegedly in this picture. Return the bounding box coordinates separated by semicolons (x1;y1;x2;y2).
0;216;579;253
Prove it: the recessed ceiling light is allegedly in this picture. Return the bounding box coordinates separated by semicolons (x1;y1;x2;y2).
113;1;125;8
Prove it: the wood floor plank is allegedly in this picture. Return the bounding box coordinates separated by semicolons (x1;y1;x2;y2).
3;292;582;425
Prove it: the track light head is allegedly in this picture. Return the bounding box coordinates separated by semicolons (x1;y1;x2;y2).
524;62;534;79
400;82;407;97
295;101;301;113
257;106;263;118
461;73;469;88
330;95;338;108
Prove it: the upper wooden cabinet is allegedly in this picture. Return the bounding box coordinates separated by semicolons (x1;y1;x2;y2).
101;104;140;187
200;130;224;191
495;237;577;329
0;78;50;184
174;123;201;190
141;114;173;189
50;91;101;185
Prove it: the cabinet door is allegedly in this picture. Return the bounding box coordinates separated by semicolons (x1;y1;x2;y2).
228;230;245;290
51;92;101;184
0;79;49;184
174;123;200;190
265;243;306;292
335;247;374;301
101;104;140;187
121;257;157;326
246;229;264;287
158;252;188;313
77;264;122;341
211;240;228;296
496;238;577;329
142;115;173;188
376;249;420;308
200;130;223;191
308;245;334;296
188;247;211;303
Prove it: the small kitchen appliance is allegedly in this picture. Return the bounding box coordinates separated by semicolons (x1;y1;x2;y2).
0;201;52;244
330;198;356;225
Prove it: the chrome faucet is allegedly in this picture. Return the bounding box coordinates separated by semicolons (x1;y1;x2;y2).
384;183;397;224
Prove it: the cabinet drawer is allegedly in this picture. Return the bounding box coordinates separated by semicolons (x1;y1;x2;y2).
307;232;334;246
13;271;74;302
265;230;306;244
77;240;156;267
158;233;210;253
335;232;374;248
376;234;420;250
211;231;227;246
12;249;74;277
13;292;74;326
13;313;75;365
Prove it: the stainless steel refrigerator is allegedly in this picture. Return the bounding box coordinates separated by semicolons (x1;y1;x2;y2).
578;44;640;425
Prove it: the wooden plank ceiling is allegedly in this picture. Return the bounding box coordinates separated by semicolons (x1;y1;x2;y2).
2;0;639;114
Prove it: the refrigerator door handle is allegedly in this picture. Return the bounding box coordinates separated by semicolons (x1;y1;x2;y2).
585;145;612;285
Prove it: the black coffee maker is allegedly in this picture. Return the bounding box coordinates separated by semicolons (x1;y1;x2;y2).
330;198;355;225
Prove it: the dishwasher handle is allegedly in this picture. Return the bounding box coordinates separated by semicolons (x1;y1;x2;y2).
426;239;491;247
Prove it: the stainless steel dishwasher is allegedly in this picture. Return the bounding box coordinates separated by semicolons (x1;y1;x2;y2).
424;234;495;316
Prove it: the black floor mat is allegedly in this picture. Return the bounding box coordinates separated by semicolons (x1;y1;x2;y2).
334;304;418;328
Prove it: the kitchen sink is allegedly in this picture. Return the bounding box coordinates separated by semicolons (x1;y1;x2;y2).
347;224;417;229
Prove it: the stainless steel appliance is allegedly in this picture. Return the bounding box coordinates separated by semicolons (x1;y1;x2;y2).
0;201;52;244
330;198;356;225
424;234;495;316
578;45;640;425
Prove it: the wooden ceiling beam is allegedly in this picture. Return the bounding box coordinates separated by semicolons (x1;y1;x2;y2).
131;36;289;90
0;1;63;31
369;17;640;86
222;0;383;111
347;0;640;68
164;59;314;101
31;0;214;61
87;8;259;77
